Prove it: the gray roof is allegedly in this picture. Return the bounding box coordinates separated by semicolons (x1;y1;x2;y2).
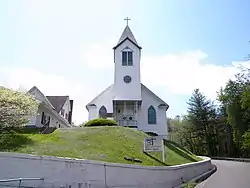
46;96;68;113
117;26;138;45
114;26;141;49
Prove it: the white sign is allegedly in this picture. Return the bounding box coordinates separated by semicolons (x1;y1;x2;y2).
144;136;163;152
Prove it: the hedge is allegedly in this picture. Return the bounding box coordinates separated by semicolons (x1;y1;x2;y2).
84;118;118;127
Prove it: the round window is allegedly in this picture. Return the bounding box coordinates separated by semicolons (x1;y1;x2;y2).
123;75;132;83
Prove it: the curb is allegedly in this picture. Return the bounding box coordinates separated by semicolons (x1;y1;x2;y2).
211;157;250;163
173;165;217;188
192;165;217;183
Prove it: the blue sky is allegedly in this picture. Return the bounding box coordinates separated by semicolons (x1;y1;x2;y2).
0;0;250;124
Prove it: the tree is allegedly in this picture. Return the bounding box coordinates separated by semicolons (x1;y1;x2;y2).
218;67;250;156
0;87;38;128
187;89;218;156
242;131;250;157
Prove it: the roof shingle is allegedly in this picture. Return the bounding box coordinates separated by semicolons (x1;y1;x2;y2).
46;96;68;113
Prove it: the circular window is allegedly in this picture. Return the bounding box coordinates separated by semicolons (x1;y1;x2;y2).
123;75;132;83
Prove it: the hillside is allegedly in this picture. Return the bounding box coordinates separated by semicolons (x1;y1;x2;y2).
0;126;201;166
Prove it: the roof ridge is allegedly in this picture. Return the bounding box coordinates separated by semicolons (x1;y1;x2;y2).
28;86;55;110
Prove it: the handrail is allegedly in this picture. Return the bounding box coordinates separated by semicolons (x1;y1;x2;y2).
0;177;44;183
40;120;50;134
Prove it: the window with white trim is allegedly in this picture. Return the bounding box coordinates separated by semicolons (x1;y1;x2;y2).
122;51;133;66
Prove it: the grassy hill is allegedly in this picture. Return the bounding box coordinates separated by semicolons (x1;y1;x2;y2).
0;126;201;166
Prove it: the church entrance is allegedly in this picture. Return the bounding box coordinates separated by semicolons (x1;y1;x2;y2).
113;100;141;127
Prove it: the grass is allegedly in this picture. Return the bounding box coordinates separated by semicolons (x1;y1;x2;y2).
0;126;201;166
181;182;198;188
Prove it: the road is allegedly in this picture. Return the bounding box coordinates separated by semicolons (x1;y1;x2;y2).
196;160;250;188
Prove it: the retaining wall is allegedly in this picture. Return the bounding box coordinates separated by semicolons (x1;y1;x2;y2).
0;152;213;188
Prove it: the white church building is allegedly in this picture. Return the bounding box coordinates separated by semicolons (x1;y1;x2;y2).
86;23;169;136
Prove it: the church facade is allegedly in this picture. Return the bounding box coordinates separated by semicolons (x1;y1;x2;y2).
86;24;169;136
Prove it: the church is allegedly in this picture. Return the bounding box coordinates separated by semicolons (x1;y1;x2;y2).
86;21;169;136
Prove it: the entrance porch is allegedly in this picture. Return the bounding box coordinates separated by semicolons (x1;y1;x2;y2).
113;100;142;127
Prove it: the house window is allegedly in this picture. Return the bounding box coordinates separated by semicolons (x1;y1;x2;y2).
148;105;156;124
122;51;133;66
41;112;46;124
66;113;68;120
61;109;65;117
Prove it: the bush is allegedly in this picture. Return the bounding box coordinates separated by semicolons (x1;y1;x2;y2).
84;118;118;127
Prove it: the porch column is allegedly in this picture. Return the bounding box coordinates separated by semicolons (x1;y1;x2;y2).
124;101;126;126
113;101;116;122
135;101;138;126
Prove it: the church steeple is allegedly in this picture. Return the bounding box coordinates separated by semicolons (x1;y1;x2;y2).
113;19;142;101
117;26;138;46
113;19;142;50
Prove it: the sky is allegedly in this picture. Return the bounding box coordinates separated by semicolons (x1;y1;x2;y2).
0;0;250;124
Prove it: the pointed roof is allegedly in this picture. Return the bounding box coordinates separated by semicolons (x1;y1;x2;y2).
46;96;69;113
113;25;142;50
28;86;55;109
86;83;169;111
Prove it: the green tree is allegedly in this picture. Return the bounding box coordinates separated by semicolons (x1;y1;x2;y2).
0;87;38;128
187;89;218;156
218;67;250;156
242;131;250;156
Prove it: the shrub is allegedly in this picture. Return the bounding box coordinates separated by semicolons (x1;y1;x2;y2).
84;118;118;127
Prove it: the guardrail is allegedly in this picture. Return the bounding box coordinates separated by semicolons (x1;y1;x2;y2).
211;157;250;162
0;177;44;187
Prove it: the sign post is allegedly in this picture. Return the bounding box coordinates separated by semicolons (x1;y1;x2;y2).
144;136;165;162
161;138;165;162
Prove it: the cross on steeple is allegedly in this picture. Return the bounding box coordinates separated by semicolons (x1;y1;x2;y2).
124;17;131;26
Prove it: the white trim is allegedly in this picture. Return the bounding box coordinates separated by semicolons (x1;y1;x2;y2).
28;86;55;110
42;102;71;128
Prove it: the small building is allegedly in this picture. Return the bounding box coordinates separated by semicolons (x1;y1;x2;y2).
27;86;73;128
86;24;169;136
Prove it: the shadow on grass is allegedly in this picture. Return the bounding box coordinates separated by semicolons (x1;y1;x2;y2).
0;131;34;151
143;151;169;166
164;140;198;162
167;140;194;155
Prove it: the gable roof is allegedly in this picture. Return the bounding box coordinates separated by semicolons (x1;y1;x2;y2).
46;96;68;113
86;83;169;111
113;25;142;50
28;86;55;109
141;83;169;110
86;85;113;110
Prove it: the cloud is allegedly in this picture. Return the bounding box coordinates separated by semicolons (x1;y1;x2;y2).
1;47;250;124
0;66;95;124
81;39;114;70
142;50;250;99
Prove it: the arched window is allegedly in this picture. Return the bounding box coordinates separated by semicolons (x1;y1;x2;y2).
99;106;107;119
148;105;156;124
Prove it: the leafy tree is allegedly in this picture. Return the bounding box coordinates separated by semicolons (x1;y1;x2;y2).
218;67;250;156
0;87;38;129
242;131;250;152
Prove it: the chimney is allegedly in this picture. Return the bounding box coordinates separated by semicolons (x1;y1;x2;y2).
68;100;73;124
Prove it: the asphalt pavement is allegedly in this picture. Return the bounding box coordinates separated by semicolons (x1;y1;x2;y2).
196;160;250;188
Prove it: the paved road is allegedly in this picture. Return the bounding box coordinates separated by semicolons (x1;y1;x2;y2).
196;160;250;188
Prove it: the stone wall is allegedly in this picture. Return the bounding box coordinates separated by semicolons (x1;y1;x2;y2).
0;152;213;188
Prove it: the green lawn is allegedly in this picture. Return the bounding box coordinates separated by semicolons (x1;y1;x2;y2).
181;182;198;188
0;126;201;166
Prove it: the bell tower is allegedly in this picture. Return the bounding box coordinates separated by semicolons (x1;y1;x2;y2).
113;18;142;100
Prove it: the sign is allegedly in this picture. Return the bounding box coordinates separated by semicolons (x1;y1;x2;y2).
144;136;163;152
